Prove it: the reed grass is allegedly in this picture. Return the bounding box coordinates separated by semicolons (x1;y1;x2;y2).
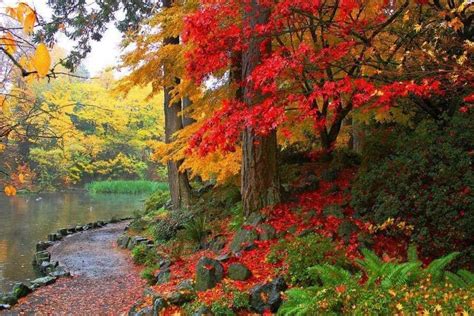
86;180;168;194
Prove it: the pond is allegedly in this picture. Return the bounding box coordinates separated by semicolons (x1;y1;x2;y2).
0;191;145;292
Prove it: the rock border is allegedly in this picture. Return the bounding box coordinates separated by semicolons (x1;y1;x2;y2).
0;216;133;310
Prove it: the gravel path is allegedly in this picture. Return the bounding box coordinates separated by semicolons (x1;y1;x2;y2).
4;222;146;315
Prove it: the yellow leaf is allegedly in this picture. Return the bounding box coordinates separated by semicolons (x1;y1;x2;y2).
15;3;27;22
6;7;17;19
1;32;17;55
4;185;17;197
23;12;36;34
32;43;51;77
18;173;25;184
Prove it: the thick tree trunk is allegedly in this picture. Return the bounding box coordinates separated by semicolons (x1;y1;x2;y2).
164;86;192;210
162;0;191;210
241;0;280;215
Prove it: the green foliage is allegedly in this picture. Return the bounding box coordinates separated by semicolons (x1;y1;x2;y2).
86;180;168;194
140;266;158;285
308;249;464;290
182;215;210;247
278;283;474;315
131;244;158;266
267;233;349;286
307;264;356;287
153;209;193;242
280;249;474;315
231;291;250;311
228;202;244;231
29;148;68;189
445;269;474;288
352;114;474;266
210;300;235;316
145;190;171;213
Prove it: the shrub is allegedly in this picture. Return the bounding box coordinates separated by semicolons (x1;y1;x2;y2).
351;114;474;267
152;208;193;242
145;190;171;213
131;244;158;266
182;215;210;248
267;233;350;286
140;266;158;285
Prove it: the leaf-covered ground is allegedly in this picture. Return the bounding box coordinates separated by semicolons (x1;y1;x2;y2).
8;222;146;315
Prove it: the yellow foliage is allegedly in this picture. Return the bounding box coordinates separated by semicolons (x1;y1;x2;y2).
32;43;51;77
0;32;17;55
4;185;16;196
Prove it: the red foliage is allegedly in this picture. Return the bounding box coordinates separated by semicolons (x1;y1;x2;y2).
183;0;450;155
150;168;409;311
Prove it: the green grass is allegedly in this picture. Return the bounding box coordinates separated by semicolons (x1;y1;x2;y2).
86;180;168;194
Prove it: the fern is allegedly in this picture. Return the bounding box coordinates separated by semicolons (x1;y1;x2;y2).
380;262;421;288
307;263;355;287
446;269;474;288
277;287;316;316
426;252;460;283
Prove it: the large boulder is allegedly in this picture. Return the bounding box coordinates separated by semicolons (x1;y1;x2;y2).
117;235;131;249
195;257;224;291
12;282;32;299
208;235;227;253
258;224;276;241
228;263;251;281
245;212;266;226
230;228;259;253
249;277;287;313
167;290;194;306
155;268;171;285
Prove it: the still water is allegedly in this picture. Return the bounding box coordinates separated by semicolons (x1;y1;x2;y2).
0;192;144;292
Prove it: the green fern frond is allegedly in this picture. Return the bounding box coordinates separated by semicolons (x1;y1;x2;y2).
277;287;316;316
426;252;460;283
456;269;474;286
308;264;353;287
380;262;422;288
446;269;474;288
445;271;467;288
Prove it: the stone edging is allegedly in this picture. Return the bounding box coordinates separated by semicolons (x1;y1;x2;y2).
0;217;133;311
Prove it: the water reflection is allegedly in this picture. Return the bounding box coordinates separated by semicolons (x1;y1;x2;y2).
0;191;144;291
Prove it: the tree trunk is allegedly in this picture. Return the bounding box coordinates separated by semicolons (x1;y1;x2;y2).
241;0;280;215
164;86;192;210
163;0;191;210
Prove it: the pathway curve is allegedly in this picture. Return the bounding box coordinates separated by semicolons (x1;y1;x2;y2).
5;222;145;315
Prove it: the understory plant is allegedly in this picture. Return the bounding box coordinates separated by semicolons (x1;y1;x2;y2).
267;233;350;286
352;114;474;267
131;244;158;266
278;247;474;315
